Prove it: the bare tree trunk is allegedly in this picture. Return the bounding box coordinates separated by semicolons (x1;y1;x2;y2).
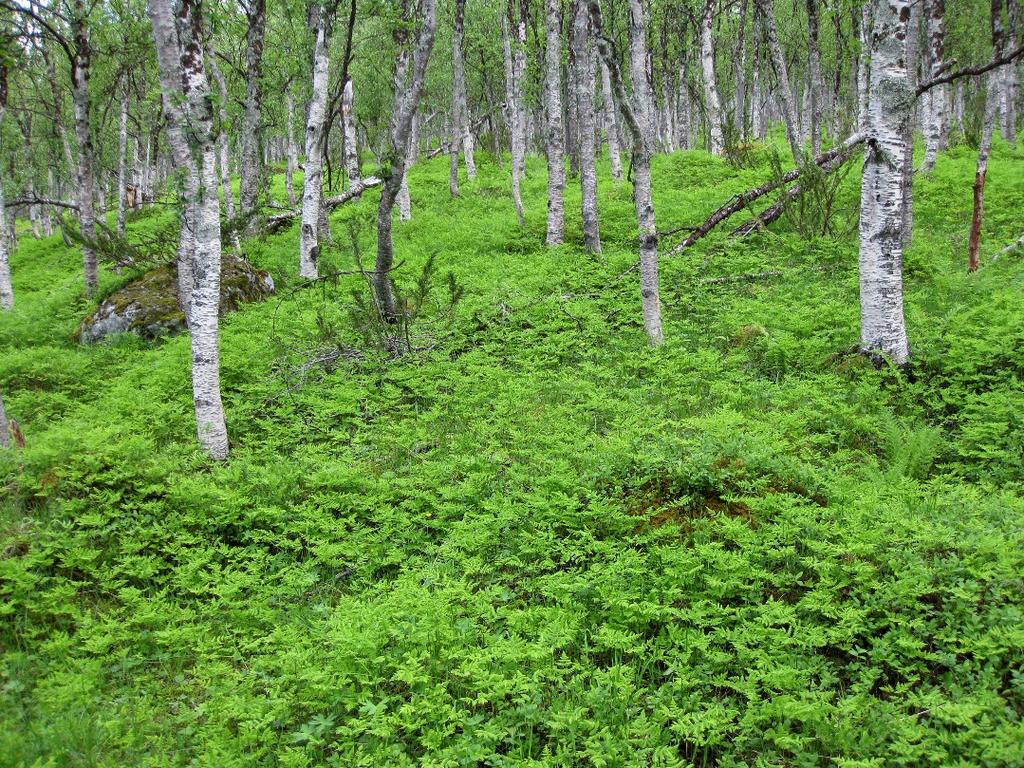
71;3;98;296
757;0;802;160
699;0;724;154
208;51;236;221
600;59;623;179
0;392;8;448
572;0;600;252
0;64;11;311
900;2;920;247
544;0;565;245
806;0;823;156
1003;0;1018;145
735;0;749;141
502;10;526;226
968;0;1005;272
859;0;911;365
590;0;663;345
285;90;297;206
922;0;946;171
342;79;360;186
240;0;266;226
374;0;437;319
116;88;129;236
300;0;333;280
451;0;475;182
149;0;229;460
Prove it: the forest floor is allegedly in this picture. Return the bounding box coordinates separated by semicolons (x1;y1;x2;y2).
2;139;1024;767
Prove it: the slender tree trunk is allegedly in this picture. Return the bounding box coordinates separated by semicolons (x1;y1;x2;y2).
544;0;566;245
572;0;600;252
502;11;526;226
0;64;11;311
342;79;360;185
207;51;236;221
71;4;98;296
699;0;724;154
757;0;802;160
116;88;129;236
900;2;919;246
857;6;871;133
968;0;1006;272
239;0;266;226
374;0;437;319
600;59;623;179
590;0;662;345
1003;0;1018;145
922;0;946;170
806;0;823;156
450;0;468;196
300;0;333;280
285;90;297;206
735;0;749;140
0;392;8;448
859;0;911;365
149;0;229;460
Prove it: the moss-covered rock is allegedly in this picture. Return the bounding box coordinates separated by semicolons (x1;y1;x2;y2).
77;254;274;344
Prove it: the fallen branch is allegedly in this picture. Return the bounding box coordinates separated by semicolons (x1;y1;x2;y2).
992;232;1024;262
731;139;863;237
666;133;865;257
265;176;381;232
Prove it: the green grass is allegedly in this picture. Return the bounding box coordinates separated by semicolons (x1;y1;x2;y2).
2;138;1023;767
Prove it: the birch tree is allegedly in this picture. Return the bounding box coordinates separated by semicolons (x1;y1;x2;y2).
599;58;623;179
591;0;662;345
805;0;823;156
922;0;946;171
299;0;334;280
571;0;600;252
756;0;802;160
543;0;565;246
285;89;297;206
116;85;129;235
699;0;724;154
149;0;229;460
208;48;236;221
342;78;360;185
70;1;99;295
449;0;473;197
858;0;911;365
372;0;437;320
502;5;526;226
0;56;11;311
239;0;266;226
968;0;1005;273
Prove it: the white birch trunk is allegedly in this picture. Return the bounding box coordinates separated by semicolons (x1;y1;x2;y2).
699;0;724;154
806;0;823;156
859;0;911;365
300;1;332;280
285;90;297;206
208;51;236;221
374;0;437;319
451;0;475;182
1001;0;1017;145
71;4;98;296
239;0;266;224
502;12;526;226
757;0;802;160
342;79;360;186
149;0;229;460
0;68;11;311
922;0;946;170
572;0;600;252
600;59;623;179
544;0;565;246
116;89;129;236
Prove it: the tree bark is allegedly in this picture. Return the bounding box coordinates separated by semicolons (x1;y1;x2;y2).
756;0;802;160
374;0;437;319
239;0;266;227
590;0;663;345
544;0;566;245
599;58;623;179
968;0;1005;273
71;2;99;296
0;63;11;311
116;87;129;236
451;0;475;183
572;0;600;252
149;0;229;460
859;0;911;365
806;0;823;156
1003;0;1018;146
300;0;333;280
285;89;298;206
735;0;749;141
342;78;360;186
922;0;946;171
503;7;526;226
699;0;724;154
